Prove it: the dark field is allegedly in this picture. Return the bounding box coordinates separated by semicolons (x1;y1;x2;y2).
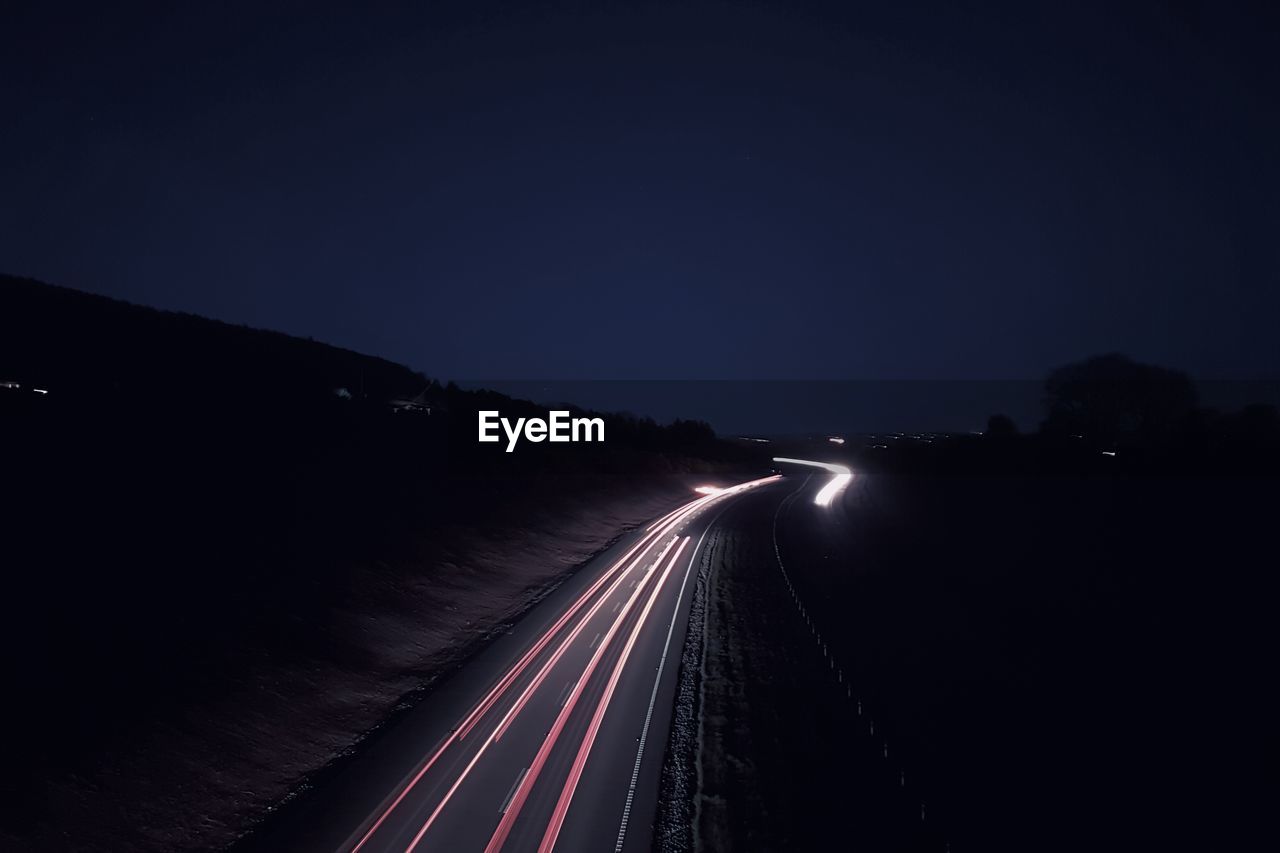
668;450;1278;851
657;484;942;852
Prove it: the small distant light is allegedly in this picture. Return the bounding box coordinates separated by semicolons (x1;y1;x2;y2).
828;437;845;444
1101;451;1116;457
33;388;48;394
694;486;722;495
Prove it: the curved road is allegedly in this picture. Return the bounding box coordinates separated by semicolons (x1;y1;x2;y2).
240;474;780;853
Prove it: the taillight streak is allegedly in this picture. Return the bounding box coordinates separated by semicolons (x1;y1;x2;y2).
348;498;706;852
455;502;694;741
479;540;686;853
344;474;778;853
407;537;680;853
537;538;691;853
490;537;679;743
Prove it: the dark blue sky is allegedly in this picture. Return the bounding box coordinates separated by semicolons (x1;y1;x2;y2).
3;1;1277;385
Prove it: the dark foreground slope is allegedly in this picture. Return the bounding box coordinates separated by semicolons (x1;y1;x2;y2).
0;276;753;851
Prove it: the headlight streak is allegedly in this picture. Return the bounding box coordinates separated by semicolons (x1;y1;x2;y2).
772;457;853;507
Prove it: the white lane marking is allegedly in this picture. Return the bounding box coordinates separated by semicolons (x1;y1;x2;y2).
557;680;575;707
612;601;622;613
589;632;602;649
500;768;529;814
613;501;738;853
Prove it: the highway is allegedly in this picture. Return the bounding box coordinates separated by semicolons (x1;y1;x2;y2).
240;473;781;853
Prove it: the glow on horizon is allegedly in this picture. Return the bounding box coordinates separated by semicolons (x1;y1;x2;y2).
772;457;853;507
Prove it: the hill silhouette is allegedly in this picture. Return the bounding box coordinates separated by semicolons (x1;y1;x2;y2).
0;274;755;851
1;273;430;406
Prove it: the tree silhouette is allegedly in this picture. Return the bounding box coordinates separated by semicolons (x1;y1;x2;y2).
986;413;1018;438
1042;353;1197;444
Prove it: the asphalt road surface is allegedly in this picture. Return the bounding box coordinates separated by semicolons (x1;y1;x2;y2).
239;474;781;853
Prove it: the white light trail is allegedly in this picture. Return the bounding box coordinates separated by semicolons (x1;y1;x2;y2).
772;457;853;507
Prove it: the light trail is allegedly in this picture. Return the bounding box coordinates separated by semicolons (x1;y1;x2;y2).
348;496;708;852
344;473;780;853
772;457;853;507
460;499;709;741
404;536;681;853
480;540;679;853
490;538;678;743
538;538;691;853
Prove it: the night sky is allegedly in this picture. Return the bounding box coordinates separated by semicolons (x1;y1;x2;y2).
4;1;1278;387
